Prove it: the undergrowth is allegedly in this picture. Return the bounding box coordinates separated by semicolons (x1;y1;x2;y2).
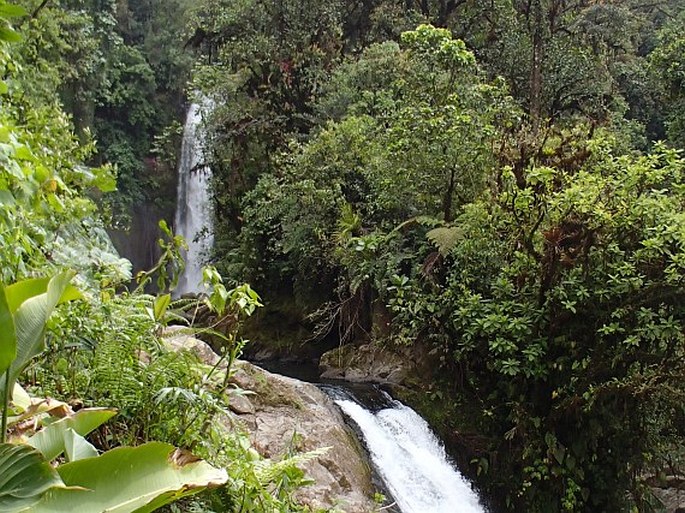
27;278;329;513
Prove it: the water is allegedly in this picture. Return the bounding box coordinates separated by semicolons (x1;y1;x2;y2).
174;102;214;295
324;386;486;513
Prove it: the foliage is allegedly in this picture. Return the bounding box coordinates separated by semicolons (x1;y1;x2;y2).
386;139;685;511
0;443;64;512
0;272;228;513
31;442;227;513
237;26;511;303
14;0;194;228
188;0;346;264
219;16;685;512
650;12;685;147
0;5;338;511
0;272;81;441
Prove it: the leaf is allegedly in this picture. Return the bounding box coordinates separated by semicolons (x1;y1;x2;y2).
10;383;31;412
0;443;65;512
63;429;98;462
4;277;51;313
0;286;15;377
153;294;171;322
426;226;463;256
8;396;71;429
0;4;27;17
27;408;116;461
0;272;81;399
0;26;21;43
32;442;228;513
0;190;14;206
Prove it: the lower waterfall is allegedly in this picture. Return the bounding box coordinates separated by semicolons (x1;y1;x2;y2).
324;386;486;513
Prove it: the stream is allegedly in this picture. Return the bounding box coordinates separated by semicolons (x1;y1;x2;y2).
322;385;486;513
259;361;487;513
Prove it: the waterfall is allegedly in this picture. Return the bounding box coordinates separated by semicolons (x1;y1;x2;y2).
174;102;214;295
325;387;486;513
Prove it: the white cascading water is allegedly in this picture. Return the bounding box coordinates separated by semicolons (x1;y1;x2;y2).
174;102;214;296
333;392;486;513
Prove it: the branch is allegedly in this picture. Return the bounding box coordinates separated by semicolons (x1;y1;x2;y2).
31;0;51;19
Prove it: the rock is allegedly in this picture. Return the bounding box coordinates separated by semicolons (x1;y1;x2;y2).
231;361;377;513
225;391;255;414
162;332;377;513
648;475;685;513
162;326;225;368
320;343;412;384
652;487;685;512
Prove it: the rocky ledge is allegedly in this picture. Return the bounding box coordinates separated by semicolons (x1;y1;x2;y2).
163;328;376;513
319;342;414;384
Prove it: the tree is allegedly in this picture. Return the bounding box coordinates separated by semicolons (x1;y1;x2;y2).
387;134;685;511
236;25;511;320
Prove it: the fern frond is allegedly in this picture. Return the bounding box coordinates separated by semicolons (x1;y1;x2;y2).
254;446;331;484
426;226;463;256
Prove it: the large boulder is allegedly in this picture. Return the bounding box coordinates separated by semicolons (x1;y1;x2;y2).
163;331;376;513
162;325;225;368
230;361;376;513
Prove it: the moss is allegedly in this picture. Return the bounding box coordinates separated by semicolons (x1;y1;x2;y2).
242;364;306;410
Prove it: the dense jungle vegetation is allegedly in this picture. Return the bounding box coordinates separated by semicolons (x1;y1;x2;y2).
2;0;685;512
0;1;331;512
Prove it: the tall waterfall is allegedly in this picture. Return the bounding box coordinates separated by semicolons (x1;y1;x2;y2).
326;387;486;513
174;102;214;295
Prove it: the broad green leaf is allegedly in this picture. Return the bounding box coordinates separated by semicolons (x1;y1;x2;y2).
4;277;50;313
0;26;21;43
27;408;116;461
0;4;27;17
4;274;80;314
1;272;81;399
10;383;30;412
0;286;15;376
32;442;228;513
63;429;98;462
0;443;64;512
153;293;171;322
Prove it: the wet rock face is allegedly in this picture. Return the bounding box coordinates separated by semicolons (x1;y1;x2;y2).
230;361;377;513
319;343;413;384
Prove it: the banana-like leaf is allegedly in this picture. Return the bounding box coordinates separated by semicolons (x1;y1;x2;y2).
7;396;71;430
0;272;81;399
63;429;98;462
0;443;65;512
0;286;15;377
9;383;31;412
32;442;228;513
27;408;116;461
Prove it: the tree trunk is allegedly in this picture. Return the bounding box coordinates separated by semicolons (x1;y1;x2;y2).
529;0;544;131
443;167;457;222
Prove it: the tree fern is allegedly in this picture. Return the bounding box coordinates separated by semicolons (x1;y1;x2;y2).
426;226;463;256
